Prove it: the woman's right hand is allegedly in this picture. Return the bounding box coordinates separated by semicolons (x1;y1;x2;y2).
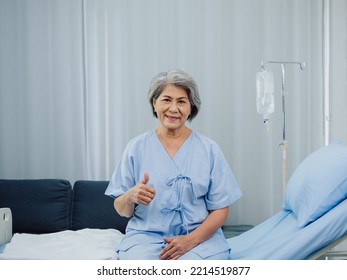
114;172;155;217
128;172;155;205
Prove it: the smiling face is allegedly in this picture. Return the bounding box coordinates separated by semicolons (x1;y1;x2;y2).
152;85;192;133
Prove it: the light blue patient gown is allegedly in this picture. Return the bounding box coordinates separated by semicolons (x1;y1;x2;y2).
105;129;242;260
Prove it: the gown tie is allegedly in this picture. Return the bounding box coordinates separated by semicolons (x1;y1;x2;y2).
161;174;196;234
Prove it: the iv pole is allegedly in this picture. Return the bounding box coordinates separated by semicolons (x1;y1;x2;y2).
261;60;305;192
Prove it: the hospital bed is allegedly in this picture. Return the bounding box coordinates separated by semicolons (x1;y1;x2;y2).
228;140;347;260
0;141;346;260
227;198;347;260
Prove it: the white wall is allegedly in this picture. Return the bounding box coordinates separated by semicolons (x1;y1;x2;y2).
330;0;347;143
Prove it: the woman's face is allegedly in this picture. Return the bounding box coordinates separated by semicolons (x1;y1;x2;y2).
153;85;192;132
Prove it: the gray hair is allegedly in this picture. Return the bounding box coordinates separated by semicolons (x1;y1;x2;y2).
148;69;201;122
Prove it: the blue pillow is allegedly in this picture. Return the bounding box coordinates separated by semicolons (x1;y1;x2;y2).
282;140;347;227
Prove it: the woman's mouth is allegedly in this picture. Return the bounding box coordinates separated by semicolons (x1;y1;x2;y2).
166;115;179;122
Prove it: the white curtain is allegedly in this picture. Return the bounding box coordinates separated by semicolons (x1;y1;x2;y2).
0;0;336;226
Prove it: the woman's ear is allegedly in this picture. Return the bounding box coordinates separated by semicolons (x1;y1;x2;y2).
152;99;158;117
152;99;157;111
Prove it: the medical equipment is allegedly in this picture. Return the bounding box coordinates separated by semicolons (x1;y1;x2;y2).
256;60;305;190
0;208;12;246
256;69;274;128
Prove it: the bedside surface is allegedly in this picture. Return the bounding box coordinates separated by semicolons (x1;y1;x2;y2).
222;225;254;239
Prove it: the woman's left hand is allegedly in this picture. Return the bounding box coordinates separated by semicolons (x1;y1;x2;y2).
160;235;197;260
160;208;229;260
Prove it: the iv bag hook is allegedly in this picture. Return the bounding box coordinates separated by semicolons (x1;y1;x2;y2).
261;61;306;71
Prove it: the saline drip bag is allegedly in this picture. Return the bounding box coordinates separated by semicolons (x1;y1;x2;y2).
256;70;274;124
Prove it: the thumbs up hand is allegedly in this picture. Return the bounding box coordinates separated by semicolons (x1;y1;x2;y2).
141;172;150;185
129;172;155;205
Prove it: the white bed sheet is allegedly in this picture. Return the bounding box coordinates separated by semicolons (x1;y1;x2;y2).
0;228;124;260
227;199;347;260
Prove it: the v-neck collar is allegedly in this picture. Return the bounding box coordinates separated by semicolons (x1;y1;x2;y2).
152;128;194;164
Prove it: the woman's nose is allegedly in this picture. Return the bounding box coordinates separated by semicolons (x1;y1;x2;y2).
169;102;178;112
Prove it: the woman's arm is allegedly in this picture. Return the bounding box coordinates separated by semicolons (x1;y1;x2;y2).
114;172;155;218
160;207;229;260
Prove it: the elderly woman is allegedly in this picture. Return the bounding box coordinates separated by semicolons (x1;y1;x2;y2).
105;69;242;260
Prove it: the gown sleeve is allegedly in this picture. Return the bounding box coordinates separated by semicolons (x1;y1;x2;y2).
105;142;137;199
205;142;243;210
